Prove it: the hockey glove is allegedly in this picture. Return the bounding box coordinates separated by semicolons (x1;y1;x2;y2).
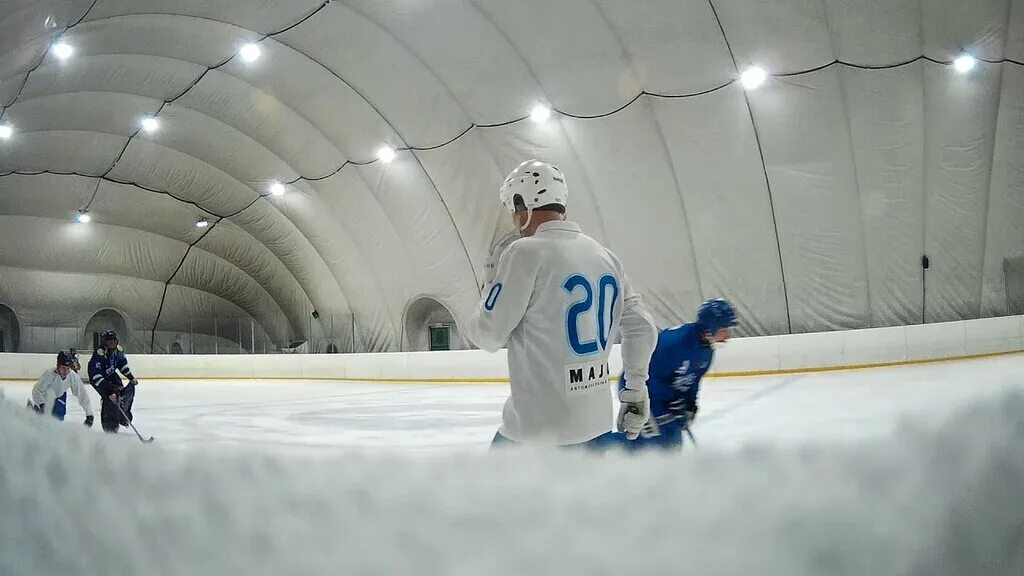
684;404;699;426
84;415;94;427
617;388;650;440
668;398;699;425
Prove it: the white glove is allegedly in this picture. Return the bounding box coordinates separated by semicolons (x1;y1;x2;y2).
617;387;650;440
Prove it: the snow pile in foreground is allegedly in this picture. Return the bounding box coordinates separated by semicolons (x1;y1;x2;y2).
1;390;1022;575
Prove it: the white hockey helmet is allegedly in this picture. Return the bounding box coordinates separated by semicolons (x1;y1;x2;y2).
499;159;568;214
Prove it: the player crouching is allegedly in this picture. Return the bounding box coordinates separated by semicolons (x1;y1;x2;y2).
27;350;95;428
615;299;737;451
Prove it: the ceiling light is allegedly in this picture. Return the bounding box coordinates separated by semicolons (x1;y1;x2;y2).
269;182;285;196
530;104;551;123
0;124;12;139
953;54;976;73
239;43;261;63
52;41;73;60
140;117;159;132
377;146;397;164
740;66;767;90
195;219;210;228
77;211;91;223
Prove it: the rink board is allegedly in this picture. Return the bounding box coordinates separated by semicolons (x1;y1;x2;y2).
0;315;1020;382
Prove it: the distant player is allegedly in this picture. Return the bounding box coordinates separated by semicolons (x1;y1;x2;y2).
28;350;95;428
87;330;139;433
47;347;83;421
464;159;657;448
616;299;737;451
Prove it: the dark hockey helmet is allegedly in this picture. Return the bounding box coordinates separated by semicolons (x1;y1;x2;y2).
57;350;75;367
696;299;738;334
100;330;119;344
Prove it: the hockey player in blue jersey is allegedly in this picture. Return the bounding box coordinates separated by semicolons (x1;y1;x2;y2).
616;299;737;451
88;330;140;433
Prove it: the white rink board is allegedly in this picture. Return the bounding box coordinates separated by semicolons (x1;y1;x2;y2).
841;325;907;365
0;315;1021;381
964;315;1023;355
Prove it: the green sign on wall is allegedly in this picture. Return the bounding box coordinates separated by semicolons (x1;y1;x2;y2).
429;325;450;351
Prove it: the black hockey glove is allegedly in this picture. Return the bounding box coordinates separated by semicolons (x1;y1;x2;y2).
84;415;94;427
684;404;699;426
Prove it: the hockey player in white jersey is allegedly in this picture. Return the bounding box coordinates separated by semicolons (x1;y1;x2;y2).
27;350;95;427
464;159;657;447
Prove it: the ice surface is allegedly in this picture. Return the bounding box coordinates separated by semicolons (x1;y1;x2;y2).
4;354;1023;452
1;355;1023;574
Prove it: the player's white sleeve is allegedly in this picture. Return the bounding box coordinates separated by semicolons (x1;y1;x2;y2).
617;272;656;391
464;243;539;352
30;370;49;407
67;372;94;418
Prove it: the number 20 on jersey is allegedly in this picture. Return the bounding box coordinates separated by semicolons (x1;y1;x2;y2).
563;273;618;356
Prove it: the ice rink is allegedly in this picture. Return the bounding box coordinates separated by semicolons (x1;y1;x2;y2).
3;353;1023;576
4;352;1022;451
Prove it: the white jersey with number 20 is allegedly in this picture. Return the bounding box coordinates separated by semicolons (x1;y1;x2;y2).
464;220;656;445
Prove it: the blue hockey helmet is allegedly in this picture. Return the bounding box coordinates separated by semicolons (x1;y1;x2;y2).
696;299;737;334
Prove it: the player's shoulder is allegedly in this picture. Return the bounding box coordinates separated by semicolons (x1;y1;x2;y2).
508;227;616;269
581;235;623;265
501;236;544;262
535;226;613;254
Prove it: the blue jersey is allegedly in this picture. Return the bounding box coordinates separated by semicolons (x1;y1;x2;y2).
619;322;713;420
87;346;135;396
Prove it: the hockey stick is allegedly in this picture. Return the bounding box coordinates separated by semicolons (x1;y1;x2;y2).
683;423;698;449
113;400;154;444
87;379;153;443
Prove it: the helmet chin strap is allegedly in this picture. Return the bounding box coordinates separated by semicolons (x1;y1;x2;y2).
516;207;566;233
518;208;534;232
